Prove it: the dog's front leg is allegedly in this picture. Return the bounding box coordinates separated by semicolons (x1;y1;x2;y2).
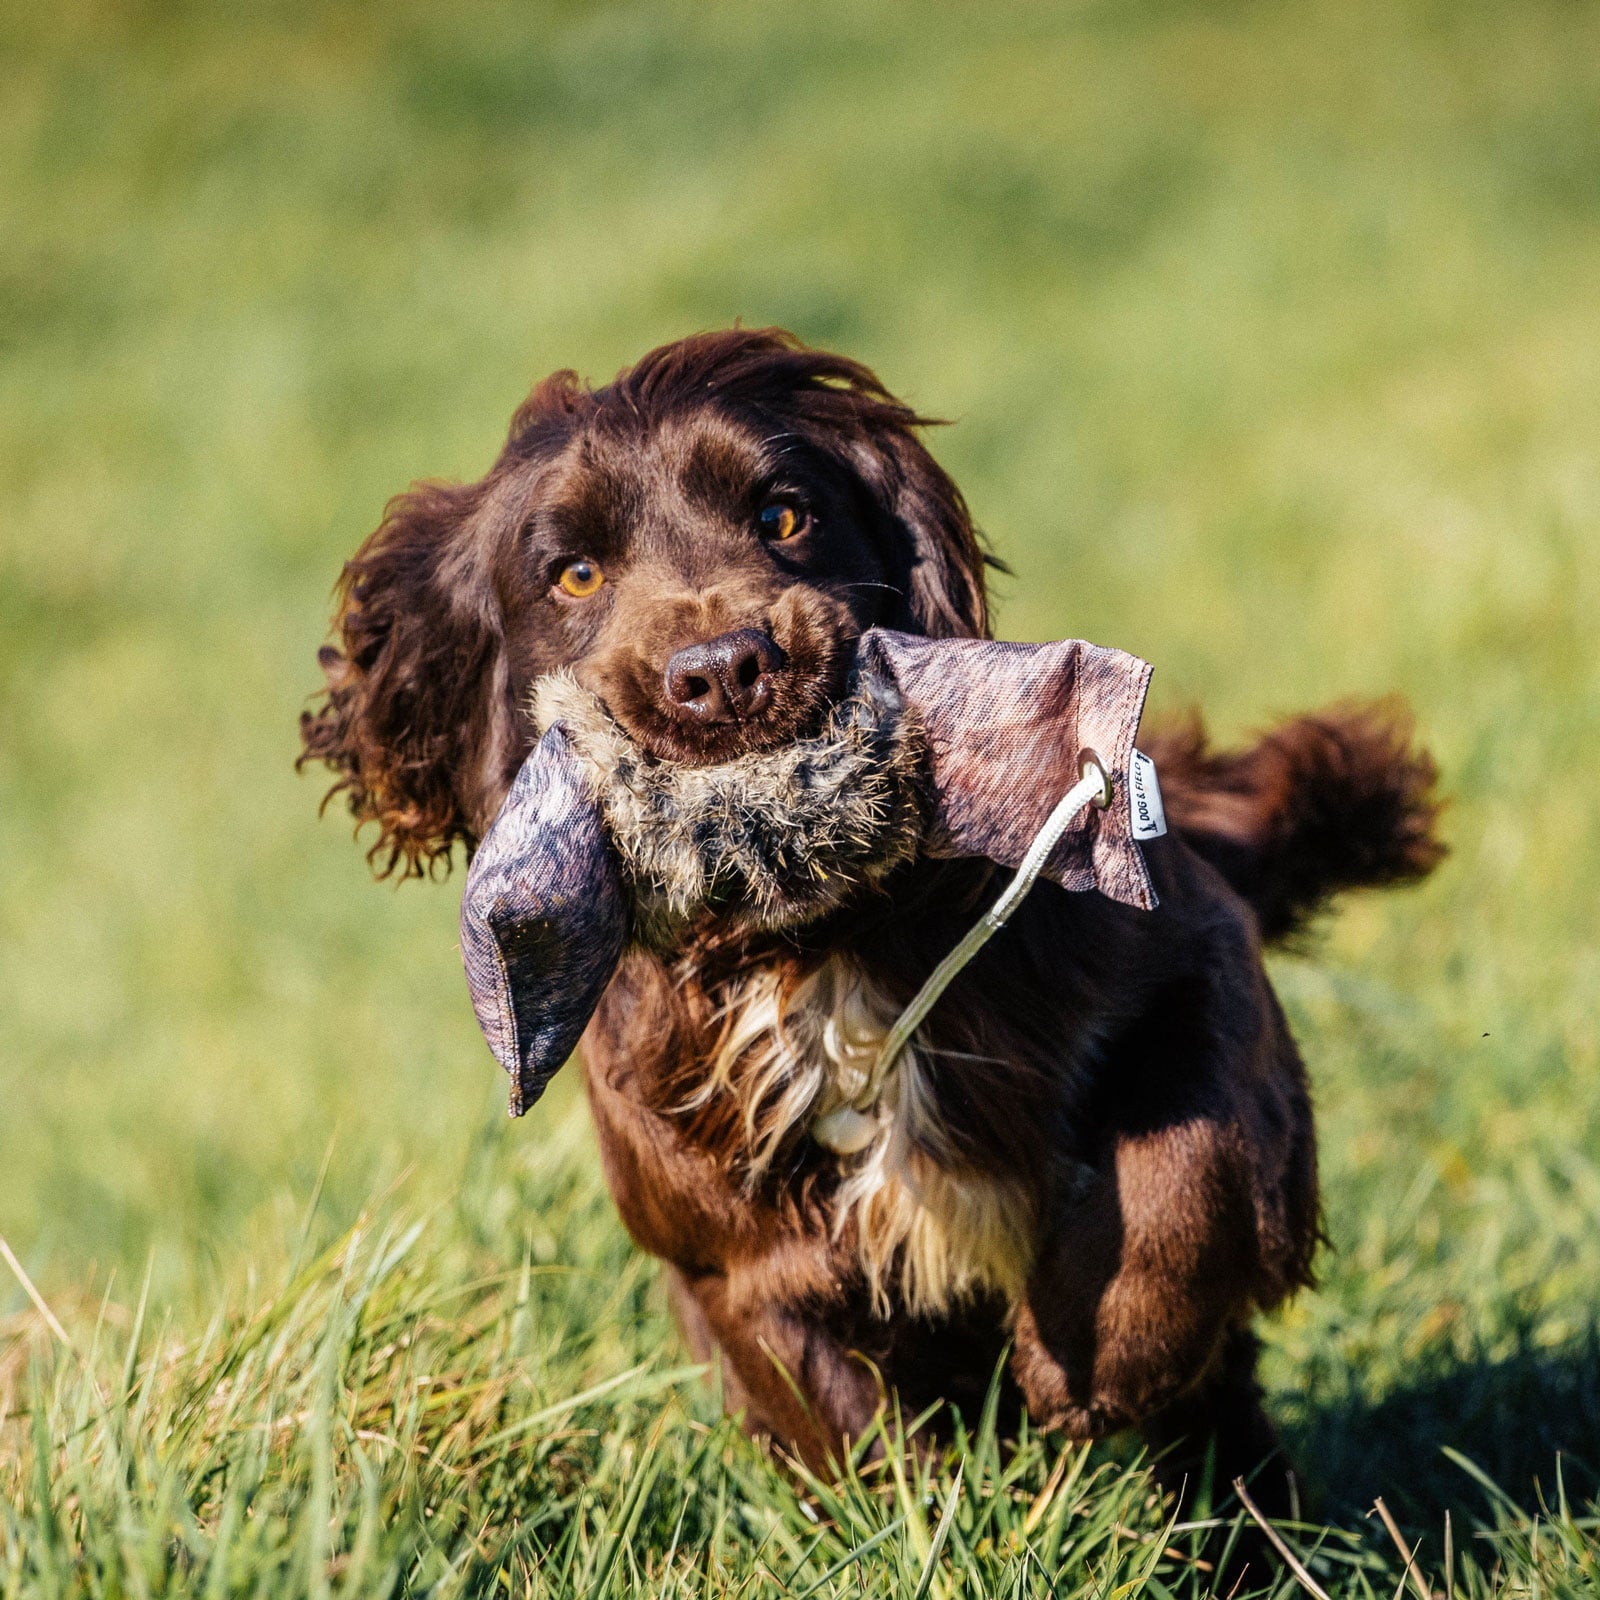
1010;1106;1258;1443
1010;1017;1309;1499
673;1262;885;1473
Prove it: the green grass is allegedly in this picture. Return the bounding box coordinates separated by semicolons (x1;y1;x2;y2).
5;0;1600;1592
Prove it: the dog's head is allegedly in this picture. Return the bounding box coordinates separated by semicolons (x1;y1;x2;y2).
301;328;993;878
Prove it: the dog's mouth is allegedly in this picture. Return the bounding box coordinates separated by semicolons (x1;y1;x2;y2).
603;667;838;768
530;662;927;946
577;603;859;768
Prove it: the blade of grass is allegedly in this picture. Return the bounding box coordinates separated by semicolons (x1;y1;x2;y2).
790;1518;909;1600
0;1236;72;1351
908;1460;963;1600
1373;1496;1433;1600
471;1362;704;1454
1233;1476;1334;1600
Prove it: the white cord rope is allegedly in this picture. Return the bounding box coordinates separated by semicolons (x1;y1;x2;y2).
812;752;1113;1152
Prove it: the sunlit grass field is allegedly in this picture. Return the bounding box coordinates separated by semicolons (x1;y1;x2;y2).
4;0;1600;1592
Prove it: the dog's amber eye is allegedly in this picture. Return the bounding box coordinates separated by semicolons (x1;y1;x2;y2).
757;502;804;541
555;559;605;599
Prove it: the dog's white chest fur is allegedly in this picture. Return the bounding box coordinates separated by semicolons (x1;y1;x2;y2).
702;955;1036;1317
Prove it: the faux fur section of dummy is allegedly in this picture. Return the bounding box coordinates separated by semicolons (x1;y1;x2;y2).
531;673;928;946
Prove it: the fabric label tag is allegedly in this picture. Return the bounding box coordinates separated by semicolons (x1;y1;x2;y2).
1128;748;1167;841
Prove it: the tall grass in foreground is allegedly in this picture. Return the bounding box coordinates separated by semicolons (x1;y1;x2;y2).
3;1110;1596;1598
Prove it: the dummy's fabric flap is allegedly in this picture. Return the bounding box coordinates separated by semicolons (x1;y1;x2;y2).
856;630;1158;910
459;724;627;1116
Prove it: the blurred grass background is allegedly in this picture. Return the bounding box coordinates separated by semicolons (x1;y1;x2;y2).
4;0;1600;1536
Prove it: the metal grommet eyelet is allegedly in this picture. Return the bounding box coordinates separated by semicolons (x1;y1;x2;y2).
1077;747;1114;809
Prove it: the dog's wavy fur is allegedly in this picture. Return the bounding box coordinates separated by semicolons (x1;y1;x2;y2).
696;955;1038;1317
302;328;1445;1522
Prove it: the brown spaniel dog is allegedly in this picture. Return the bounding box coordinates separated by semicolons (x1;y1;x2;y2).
301;328;1442;1506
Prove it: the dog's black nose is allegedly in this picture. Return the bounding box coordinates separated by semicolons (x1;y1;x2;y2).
663;629;786;723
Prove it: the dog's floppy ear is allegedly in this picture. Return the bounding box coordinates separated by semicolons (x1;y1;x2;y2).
844;416;992;642
299;479;520;879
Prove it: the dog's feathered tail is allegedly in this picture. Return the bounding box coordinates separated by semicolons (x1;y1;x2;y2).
1142;701;1446;945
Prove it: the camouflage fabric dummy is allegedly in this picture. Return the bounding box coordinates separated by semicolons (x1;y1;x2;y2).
460;629;1162;1116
